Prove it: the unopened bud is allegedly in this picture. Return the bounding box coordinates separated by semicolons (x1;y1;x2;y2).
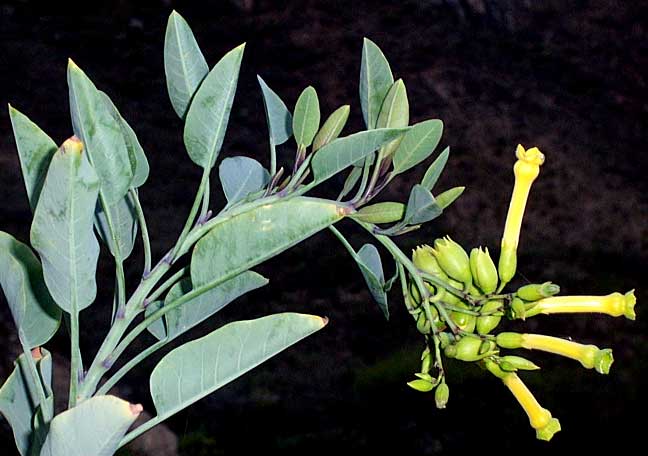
496;332;524;349
499;356;540;372
432;236;472;289
413;245;448;279
516;282;560;301
452;336;484;362
477;300;503;335
470;247;498;294
510;297;526;320
435;382;450;409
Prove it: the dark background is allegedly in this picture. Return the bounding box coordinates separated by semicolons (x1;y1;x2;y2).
1;0;646;454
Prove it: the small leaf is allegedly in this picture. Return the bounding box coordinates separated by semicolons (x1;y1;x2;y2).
0;232;61;348
392;119;443;176
352;202;405;224
337;167;362;201
257;76;292;145
311;128;408;186
356;244;389;319
8;106;57;211
192;197;349;291
436;186;465;209
184;43;245;169
420;147;449;191
68;60;133;205
376;79;409;129
94;191;138;260
164;11;209;118
292;86;320;147
146;271;268;341
403;184;442;225
312;105;350;152
150;313;327;424
219;156;270;205
30;140;100;313
407;379;434;392
360;38;394;129
0;351;53;456
39;395;142;456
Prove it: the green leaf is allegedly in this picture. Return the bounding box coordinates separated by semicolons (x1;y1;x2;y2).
99;91;149;188
420;147;449;191
39;395;141;456
0;351;52;456
360;38;394;129
392;119;443;176
0;232;61;348
436;186;465;209
184;43;245;169
164;11;209;118
219;156;270;205
146;271;268;341
356;244;389;319
292;86;320;148
337;167;362;201
376;79;409;129
257;76;292;145
67;60;133;205
192;197;349;290
150;313;327;422
94;191;138;260
312;105;350;152
30;141;100;313
8;106;57;212
407;379;434;392
352;202;405;224
403;184;442;225
311;128;407;186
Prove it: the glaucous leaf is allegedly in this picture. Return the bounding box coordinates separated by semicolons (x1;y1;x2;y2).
94;191;138;260
0;232;60;348
311;128;407;186
360;38;394;129
356;244;389;319
420;147;449;191
436;186;465;209
292;86;320;148
392;119;443;176
0;350;52;456
257;76;292;145
219;156;270;205
8;106;57;211
403;184;442;225
312;105;350;152
164;11;209;118
68;60;133;205
351;202;405;224
337;167;362;201
39;395;142;456
376;79;409;158
30;140;100;313
150;313;327;421
146;271;268;341
184;43;245;169
192;197;350;290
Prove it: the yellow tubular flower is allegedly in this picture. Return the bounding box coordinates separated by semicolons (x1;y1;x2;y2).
529;291;636;320
498;145;545;287
501;373;561;441
520;334;614;374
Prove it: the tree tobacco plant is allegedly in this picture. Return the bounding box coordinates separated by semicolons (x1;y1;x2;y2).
0;11;636;455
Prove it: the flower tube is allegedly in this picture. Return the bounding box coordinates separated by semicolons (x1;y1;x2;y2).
527;291;636;320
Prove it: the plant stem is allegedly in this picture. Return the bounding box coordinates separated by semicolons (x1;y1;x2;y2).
350;158;372;204
418;271;475;304
146;266;188;304
130;189;152;275
328;226;357;258
68;310;81;408
172;167;210;260
269;141;277;176
119;415;162;448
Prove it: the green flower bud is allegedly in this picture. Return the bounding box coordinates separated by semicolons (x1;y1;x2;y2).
435;382;450;409
407;378;434;392
421;347;431;373
498;245;517;287
516;282;560;301
470;247;498;294
416;312;432;335
443;279;464;305
496;332;524;349
432;237;472;289
450;302;476;333
477;300;503;335
479;340;497;355
409;283;421;304
483;359;507;379
510;297;526;320
452;336;484;362
412;245;448;279
499;356;541;372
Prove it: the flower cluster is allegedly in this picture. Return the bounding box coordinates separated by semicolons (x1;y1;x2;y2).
402;145;637;441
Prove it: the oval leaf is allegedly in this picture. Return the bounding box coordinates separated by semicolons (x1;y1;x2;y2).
403;184;442;225
94;191;138;260
150;313;327;421
164;11;209;118
356;244;389;319
219;156;270;205
8;106;57;211
436;186;465;209
192;197;349;290
337;167;363;201
67;60;133;205
292;86;320;147
392;119;443;175
311;128;408;186
0;232;61;348
184;43;245;169
312;105;350;152
39;395;141;456
376;79;409;129
146;271;268;341
352;202;405;224
420;147;449;191
30;141;100;313
257;75;292;145
360;38;394;129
